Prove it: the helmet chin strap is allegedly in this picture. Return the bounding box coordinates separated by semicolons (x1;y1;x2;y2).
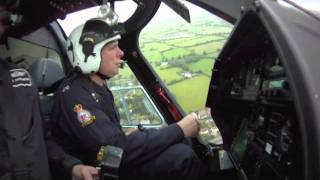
96;71;110;80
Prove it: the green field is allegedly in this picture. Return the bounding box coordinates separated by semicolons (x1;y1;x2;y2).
174;36;217;47
118;66;132;78
140;17;231;112
154;67;183;84
188;58;215;76
134;10;232;112
141;51;162;62
162;48;189;60
164;38;192;46
186;42;222;54
168;76;211;112
142;42;172;52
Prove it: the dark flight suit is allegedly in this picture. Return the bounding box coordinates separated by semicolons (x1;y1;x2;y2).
52;75;205;180
0;59;81;180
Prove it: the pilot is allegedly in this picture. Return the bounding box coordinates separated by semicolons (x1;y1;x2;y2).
51;14;206;180
0;1;97;180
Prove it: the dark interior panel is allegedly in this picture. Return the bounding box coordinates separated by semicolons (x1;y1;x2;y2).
206;11;303;180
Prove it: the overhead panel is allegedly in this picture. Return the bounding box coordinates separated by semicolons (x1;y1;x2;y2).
196;0;254;22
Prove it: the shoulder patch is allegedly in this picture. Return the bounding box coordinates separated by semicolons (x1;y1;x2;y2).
10;68;32;88
73;104;96;127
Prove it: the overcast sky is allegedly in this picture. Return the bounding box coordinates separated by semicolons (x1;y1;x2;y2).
58;1;208;36
59;0;320;36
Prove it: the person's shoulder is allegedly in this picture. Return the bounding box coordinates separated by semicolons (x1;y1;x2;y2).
0;60;37;91
57;75;87;95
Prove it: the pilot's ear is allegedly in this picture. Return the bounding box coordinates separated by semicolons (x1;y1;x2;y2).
82;39;96;63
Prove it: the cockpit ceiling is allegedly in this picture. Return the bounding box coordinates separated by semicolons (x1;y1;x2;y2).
8;0;100;36
187;0;255;23
8;0;159;37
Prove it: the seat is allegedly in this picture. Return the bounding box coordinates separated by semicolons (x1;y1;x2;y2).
28;58;65;122
29;58;65;91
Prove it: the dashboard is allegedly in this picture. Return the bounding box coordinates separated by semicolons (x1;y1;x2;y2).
206;10;303;180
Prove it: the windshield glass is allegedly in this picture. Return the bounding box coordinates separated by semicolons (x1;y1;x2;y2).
289;0;319;10
279;0;320;12
139;2;232;113
138;1;234;145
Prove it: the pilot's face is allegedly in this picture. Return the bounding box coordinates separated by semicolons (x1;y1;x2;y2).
99;41;124;78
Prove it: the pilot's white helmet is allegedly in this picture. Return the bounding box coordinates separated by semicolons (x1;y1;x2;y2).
67;18;124;74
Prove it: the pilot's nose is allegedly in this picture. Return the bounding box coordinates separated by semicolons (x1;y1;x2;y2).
117;47;124;58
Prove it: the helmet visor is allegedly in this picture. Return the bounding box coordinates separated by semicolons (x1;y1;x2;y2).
79;19;125;48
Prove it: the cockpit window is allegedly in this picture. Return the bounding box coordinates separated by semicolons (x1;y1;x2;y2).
139;1;233;145
278;0;319;11
139;2;233;113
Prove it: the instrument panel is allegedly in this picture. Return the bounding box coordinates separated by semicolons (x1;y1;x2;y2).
206;11;303;180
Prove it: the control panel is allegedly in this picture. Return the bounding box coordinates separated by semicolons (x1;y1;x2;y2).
206;11;303;180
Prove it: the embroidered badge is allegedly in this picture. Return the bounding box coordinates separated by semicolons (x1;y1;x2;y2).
73;104;96;127
10;69;32;88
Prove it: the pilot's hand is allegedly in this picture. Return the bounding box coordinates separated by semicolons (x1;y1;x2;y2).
72;164;98;180
177;112;200;138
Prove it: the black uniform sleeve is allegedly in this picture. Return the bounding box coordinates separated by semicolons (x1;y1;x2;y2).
123;123;184;167
57;80;185;167
46;138;82;179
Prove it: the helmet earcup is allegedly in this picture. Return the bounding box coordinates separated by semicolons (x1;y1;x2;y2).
82;40;95;62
